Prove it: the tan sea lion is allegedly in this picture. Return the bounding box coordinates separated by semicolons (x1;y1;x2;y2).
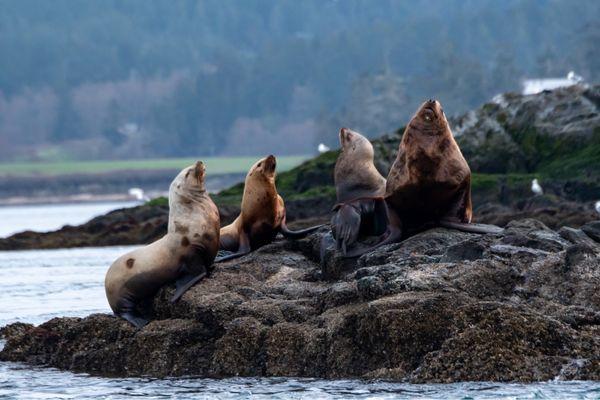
105;161;220;328
330;128;389;255
217;155;323;262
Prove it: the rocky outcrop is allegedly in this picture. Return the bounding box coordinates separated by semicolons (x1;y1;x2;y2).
0;203;170;250
1;85;598;250
2;218;599;382
453;84;600;176
475;195;599;230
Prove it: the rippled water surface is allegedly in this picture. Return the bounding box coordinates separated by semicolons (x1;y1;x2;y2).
0;207;599;399
1;361;599;400
0;201;138;238
0;246;134;326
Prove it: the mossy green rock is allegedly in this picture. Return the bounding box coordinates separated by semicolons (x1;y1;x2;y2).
454;84;600;177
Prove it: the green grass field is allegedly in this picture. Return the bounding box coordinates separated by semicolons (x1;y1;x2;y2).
0;156;309;177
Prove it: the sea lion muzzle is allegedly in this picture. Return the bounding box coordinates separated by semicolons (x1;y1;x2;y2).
194;161;205;184
265;155;276;172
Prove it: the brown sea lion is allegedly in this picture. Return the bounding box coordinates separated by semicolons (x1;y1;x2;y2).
105;161;220;328
344;100;502;257
385;99;502;234
217;155;323;262
330;128;389;255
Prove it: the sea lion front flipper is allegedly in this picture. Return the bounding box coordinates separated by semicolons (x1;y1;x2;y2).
279;215;325;239
372;197;390;235
342;224;403;258
438;220;504;234
444;180;473;223
118;312;149;329
170;271;208;303
214;230;251;263
331;204;361;255
342;203;403;258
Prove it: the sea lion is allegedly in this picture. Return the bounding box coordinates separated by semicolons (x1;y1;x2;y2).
343;100;502;257
105;161;220;328
385;99;502;234
217;155;323;262
330;128;389;255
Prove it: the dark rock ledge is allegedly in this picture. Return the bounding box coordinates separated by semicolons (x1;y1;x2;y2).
2;219;600;383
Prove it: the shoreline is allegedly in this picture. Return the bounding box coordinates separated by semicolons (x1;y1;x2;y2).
0;171;245;207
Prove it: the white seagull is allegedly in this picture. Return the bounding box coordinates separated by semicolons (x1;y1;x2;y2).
567;71;583;83
531;179;543;196
595;200;600;216
318;143;330;153
128;187;150;202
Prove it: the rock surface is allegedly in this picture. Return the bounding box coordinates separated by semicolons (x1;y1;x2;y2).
453;84;600;175
2;218;599;382
1;84;599;251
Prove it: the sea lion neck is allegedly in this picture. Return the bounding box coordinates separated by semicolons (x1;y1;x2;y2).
168;174;207;208
180;185;207;202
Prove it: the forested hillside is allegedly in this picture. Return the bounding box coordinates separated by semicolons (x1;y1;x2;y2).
0;0;598;161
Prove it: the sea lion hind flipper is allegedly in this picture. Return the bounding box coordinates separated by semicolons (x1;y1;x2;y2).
214;250;250;263
342;224;403;258
170;271;208;303
279;220;325;239
118;312;149;329
438;220;504;234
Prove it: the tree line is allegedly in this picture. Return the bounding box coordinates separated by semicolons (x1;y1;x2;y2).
0;0;598;161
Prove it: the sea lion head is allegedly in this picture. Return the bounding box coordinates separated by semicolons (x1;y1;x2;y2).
170;161;206;203
335;128;385;202
339;127;374;160
248;155;277;181
408;99;449;135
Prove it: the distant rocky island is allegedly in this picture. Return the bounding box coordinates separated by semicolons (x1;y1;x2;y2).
1;85;599;382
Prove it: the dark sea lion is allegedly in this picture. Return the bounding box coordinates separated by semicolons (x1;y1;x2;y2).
330;128;389;255
217;155;323;262
385;99;502;234
344;100;502;257
105;161;220;328
386;99;473;226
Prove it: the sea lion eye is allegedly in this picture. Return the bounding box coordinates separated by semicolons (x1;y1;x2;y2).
257;162;262;168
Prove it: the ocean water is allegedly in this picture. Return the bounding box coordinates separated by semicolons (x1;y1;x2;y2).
0;208;599;399
0;201;139;238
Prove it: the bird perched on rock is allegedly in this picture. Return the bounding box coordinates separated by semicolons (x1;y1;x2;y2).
595;200;600;216
567;71;583;83
531;179;543;196
318;143;330;153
